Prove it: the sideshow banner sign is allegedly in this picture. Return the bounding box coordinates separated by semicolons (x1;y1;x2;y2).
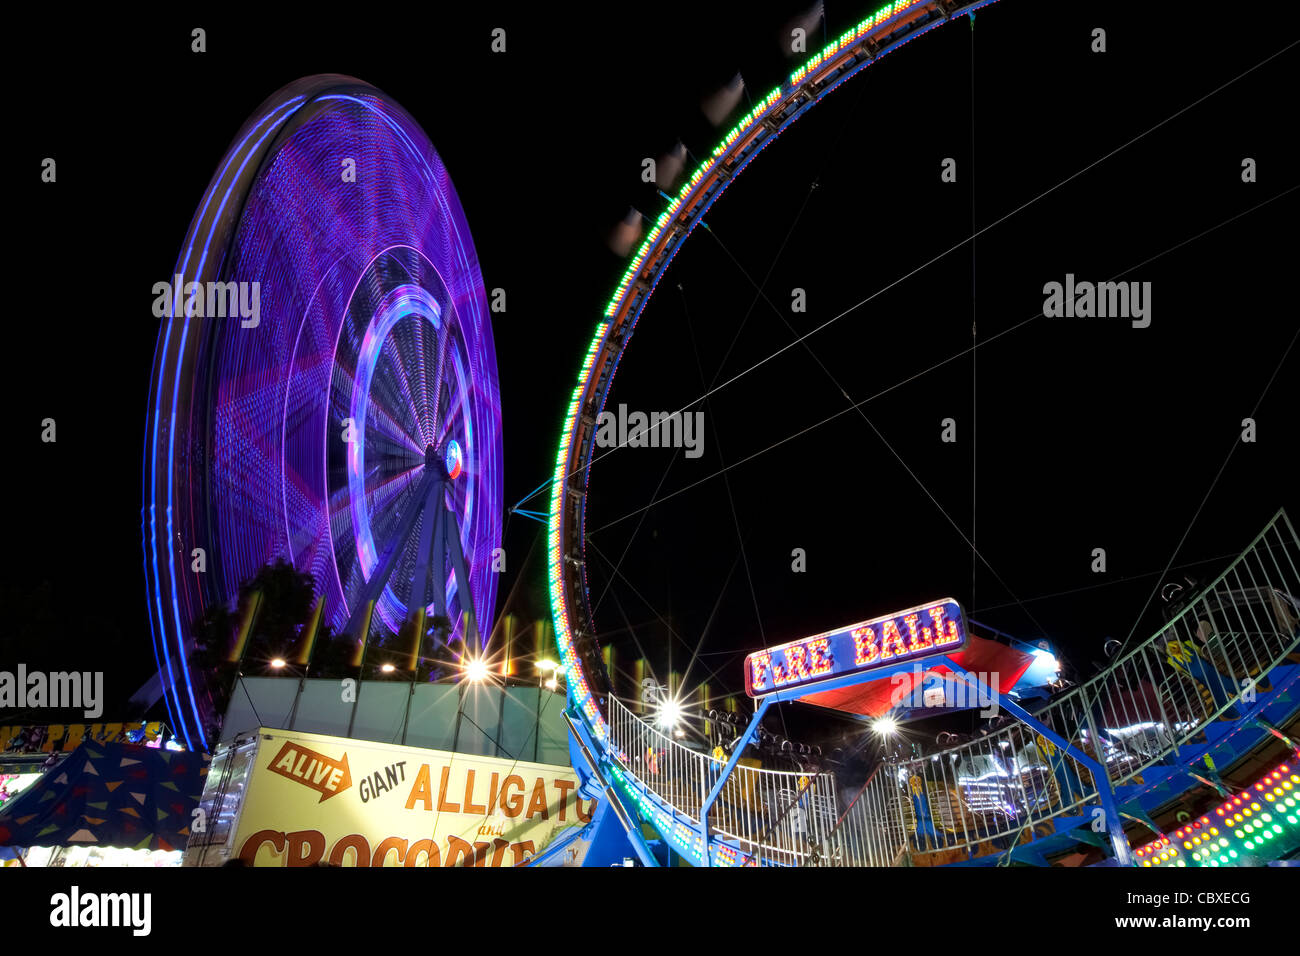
233;729;595;866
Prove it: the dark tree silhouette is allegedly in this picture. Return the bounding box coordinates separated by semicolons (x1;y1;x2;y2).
189;558;320;721
188;560;464;728
240;559;317;664
308;625;352;678
191;596;236;727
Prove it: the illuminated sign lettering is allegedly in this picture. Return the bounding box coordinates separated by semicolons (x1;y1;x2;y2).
743;598;966;697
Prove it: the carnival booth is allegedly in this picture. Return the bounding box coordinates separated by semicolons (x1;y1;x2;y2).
0;740;208;867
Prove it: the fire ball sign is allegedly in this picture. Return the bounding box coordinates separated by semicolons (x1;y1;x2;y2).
743;598;967;697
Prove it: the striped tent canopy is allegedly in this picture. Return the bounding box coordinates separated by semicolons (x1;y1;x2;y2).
0;741;208;851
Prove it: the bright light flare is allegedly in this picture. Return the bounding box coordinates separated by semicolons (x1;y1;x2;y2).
1034;649;1061;678
270;658;286;669
871;716;898;737
658;698;682;730
464;657;490;682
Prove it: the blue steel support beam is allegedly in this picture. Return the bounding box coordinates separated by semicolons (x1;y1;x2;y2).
946;665;1133;866
443;497;480;652
1256;718;1299;753
700;697;773;865
407;480;440;625
714;657;964;865
564;707;659;867
743;651;1137;865
342;470;437;642
522;813;587;867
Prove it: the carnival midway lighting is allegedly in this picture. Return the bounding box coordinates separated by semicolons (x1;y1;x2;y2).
872;716;899;738
543;663;566;692
545;0;1007;795
464;657;491;683
658;698;683;731
1136;762;1300;867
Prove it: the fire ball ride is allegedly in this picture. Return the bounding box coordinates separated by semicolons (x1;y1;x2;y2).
541;0;1300;867
141;2;1300;866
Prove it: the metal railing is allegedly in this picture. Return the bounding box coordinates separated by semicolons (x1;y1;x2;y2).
709;764;835;866
600;511;1300;864
856;509;1300;859
857;721;1104;859
607;695;851;865
807;764;911;866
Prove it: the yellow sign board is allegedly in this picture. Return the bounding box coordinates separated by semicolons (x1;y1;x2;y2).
232;728;595;867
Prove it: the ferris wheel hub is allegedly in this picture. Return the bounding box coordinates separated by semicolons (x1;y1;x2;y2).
442;439;464;481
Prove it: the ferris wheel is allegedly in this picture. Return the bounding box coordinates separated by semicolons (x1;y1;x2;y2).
143;76;502;751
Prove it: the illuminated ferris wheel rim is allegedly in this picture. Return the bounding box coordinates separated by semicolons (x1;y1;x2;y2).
144;75;502;753
547;0;1005;744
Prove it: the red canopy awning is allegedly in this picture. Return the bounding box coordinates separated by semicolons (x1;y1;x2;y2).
798;633;1035;718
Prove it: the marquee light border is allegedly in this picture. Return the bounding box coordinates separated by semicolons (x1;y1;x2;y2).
743;598;967;698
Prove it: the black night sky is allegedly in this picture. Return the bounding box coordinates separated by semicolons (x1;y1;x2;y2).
8;1;1298;741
